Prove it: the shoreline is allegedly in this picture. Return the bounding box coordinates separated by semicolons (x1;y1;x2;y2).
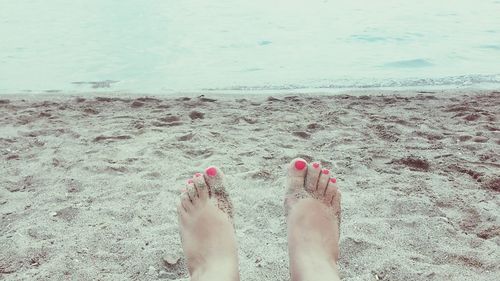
1;87;499;101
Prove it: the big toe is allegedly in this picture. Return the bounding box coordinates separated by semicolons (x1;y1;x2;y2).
204;166;224;195
203;166;234;219
287;158;308;194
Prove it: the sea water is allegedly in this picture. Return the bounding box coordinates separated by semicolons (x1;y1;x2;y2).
1;0;499;94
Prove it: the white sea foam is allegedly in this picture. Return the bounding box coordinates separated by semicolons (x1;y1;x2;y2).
0;0;499;94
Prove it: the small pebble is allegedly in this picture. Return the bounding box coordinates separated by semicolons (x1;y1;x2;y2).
163;255;180;266
148;265;156;275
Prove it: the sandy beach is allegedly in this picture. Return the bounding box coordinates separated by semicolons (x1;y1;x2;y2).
0;90;499;280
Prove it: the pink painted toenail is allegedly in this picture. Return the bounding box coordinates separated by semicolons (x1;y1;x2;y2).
206;167;217;177
195;173;202;177
330;178;337;183
187;179;193;184
312;163;320;169
322;169;330;175
295;160;306;170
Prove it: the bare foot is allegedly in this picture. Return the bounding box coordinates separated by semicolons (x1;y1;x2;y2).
177;166;240;281
285;158;342;281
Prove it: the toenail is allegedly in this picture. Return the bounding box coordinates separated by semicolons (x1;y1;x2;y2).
330;178;337;183
195;173;202;177
180;188;187;193
294;160;306;170
205;166;217;177
312;162;320;169
187;179;193;184
322;169;330;175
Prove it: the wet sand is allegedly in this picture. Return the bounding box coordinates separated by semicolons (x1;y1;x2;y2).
0;90;499;280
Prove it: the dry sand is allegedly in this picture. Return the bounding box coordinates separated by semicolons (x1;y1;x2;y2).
0;90;499;281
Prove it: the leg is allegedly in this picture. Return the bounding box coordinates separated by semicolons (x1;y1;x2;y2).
177;166;240;281
285;158;342;281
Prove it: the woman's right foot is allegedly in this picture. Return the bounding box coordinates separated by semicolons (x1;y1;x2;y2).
177;166;239;281
285;158;342;281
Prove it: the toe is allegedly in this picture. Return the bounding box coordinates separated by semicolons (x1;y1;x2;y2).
305;161;322;192
287;158;308;193
202;166;234;219
192;172;209;203
288;158;308;177
323;178;338;205
204;166;224;196
316;168;330;196
181;193;193;212
186;178;201;205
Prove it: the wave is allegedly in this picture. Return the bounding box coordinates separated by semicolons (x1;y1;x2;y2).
202;74;500;91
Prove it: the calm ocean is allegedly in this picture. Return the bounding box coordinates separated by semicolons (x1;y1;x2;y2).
1;0;499;94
